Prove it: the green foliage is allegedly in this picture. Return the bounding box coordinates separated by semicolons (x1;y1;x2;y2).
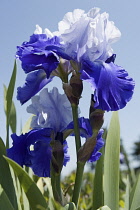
0;137;18;209
1;62;140;210
92;146;104;210
0;184;15;210
4;60;17;148
104;112;120;210
4;157;48;210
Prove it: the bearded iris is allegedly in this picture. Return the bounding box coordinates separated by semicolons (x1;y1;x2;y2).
56;8;135;111
16;33;71;104
57;8;121;62
7;88;72;177
16;7;134;112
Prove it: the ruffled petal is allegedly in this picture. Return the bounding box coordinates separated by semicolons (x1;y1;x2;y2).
81;60;135;111
7;128;52;170
16;34;71;79
57;8;121;61
27;87;73;133
88;129;104;162
20;50;59;77
17;70;53;104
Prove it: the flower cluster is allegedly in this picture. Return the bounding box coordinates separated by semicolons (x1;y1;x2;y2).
7;7;134;177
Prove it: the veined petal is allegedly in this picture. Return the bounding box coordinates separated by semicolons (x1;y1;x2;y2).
57;8;121;61
27;87;73;133
17;70;53;104
16;33;70;83
7;128;52;169
18;49;59;77
81;60;135;111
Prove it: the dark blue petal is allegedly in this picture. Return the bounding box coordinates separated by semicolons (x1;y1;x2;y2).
16;34;71;77
81;60;135;111
67;117;92;138
63;140;70;166
7;128;52;177
7;133;31;167
28;139;52;177
20;50;59;77
7;128;52;166
88;129;104;162
17;70;53;104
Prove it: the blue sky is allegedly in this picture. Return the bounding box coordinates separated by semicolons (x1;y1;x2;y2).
0;0;140;173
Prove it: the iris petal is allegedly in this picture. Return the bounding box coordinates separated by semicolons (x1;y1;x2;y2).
17;70;53;104
81;60;135;111
67;117;92;138
7;128;52;169
88;129;104;162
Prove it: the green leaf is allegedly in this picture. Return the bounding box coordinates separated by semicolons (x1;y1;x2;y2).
22;115;33;134
6;60;17;118
0;137;18;209
97;206;111;210
4;156;47;209
4;85;17;134
124;176;130;210
135;207;140;210
130;174;140;210
104;112;120;210
0;184;15;210
4;61;17;148
92;146;104;210
64;202;77;210
9;101;17;133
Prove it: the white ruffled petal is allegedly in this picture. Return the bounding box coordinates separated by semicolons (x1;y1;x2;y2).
34;24;42;34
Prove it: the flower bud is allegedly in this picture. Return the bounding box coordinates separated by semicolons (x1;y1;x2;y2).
63;74;83;105
78;133;97;162
51;132;64;174
89;95;104;133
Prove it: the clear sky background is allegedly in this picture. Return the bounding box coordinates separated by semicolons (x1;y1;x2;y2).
0;0;140;174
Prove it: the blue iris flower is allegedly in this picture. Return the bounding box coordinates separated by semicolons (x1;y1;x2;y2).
67;117;104;162
7;87;72;177
7;128;70;177
16;34;71;104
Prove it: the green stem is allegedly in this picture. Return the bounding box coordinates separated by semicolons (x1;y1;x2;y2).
51;167;63;205
71;104;81;152
72;162;85;206
71;103;85;207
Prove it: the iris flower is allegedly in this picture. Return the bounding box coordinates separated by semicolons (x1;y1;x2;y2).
7;88;72;177
16;32;71;104
57;8;135;111
56;8;121;61
17;8;135;111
